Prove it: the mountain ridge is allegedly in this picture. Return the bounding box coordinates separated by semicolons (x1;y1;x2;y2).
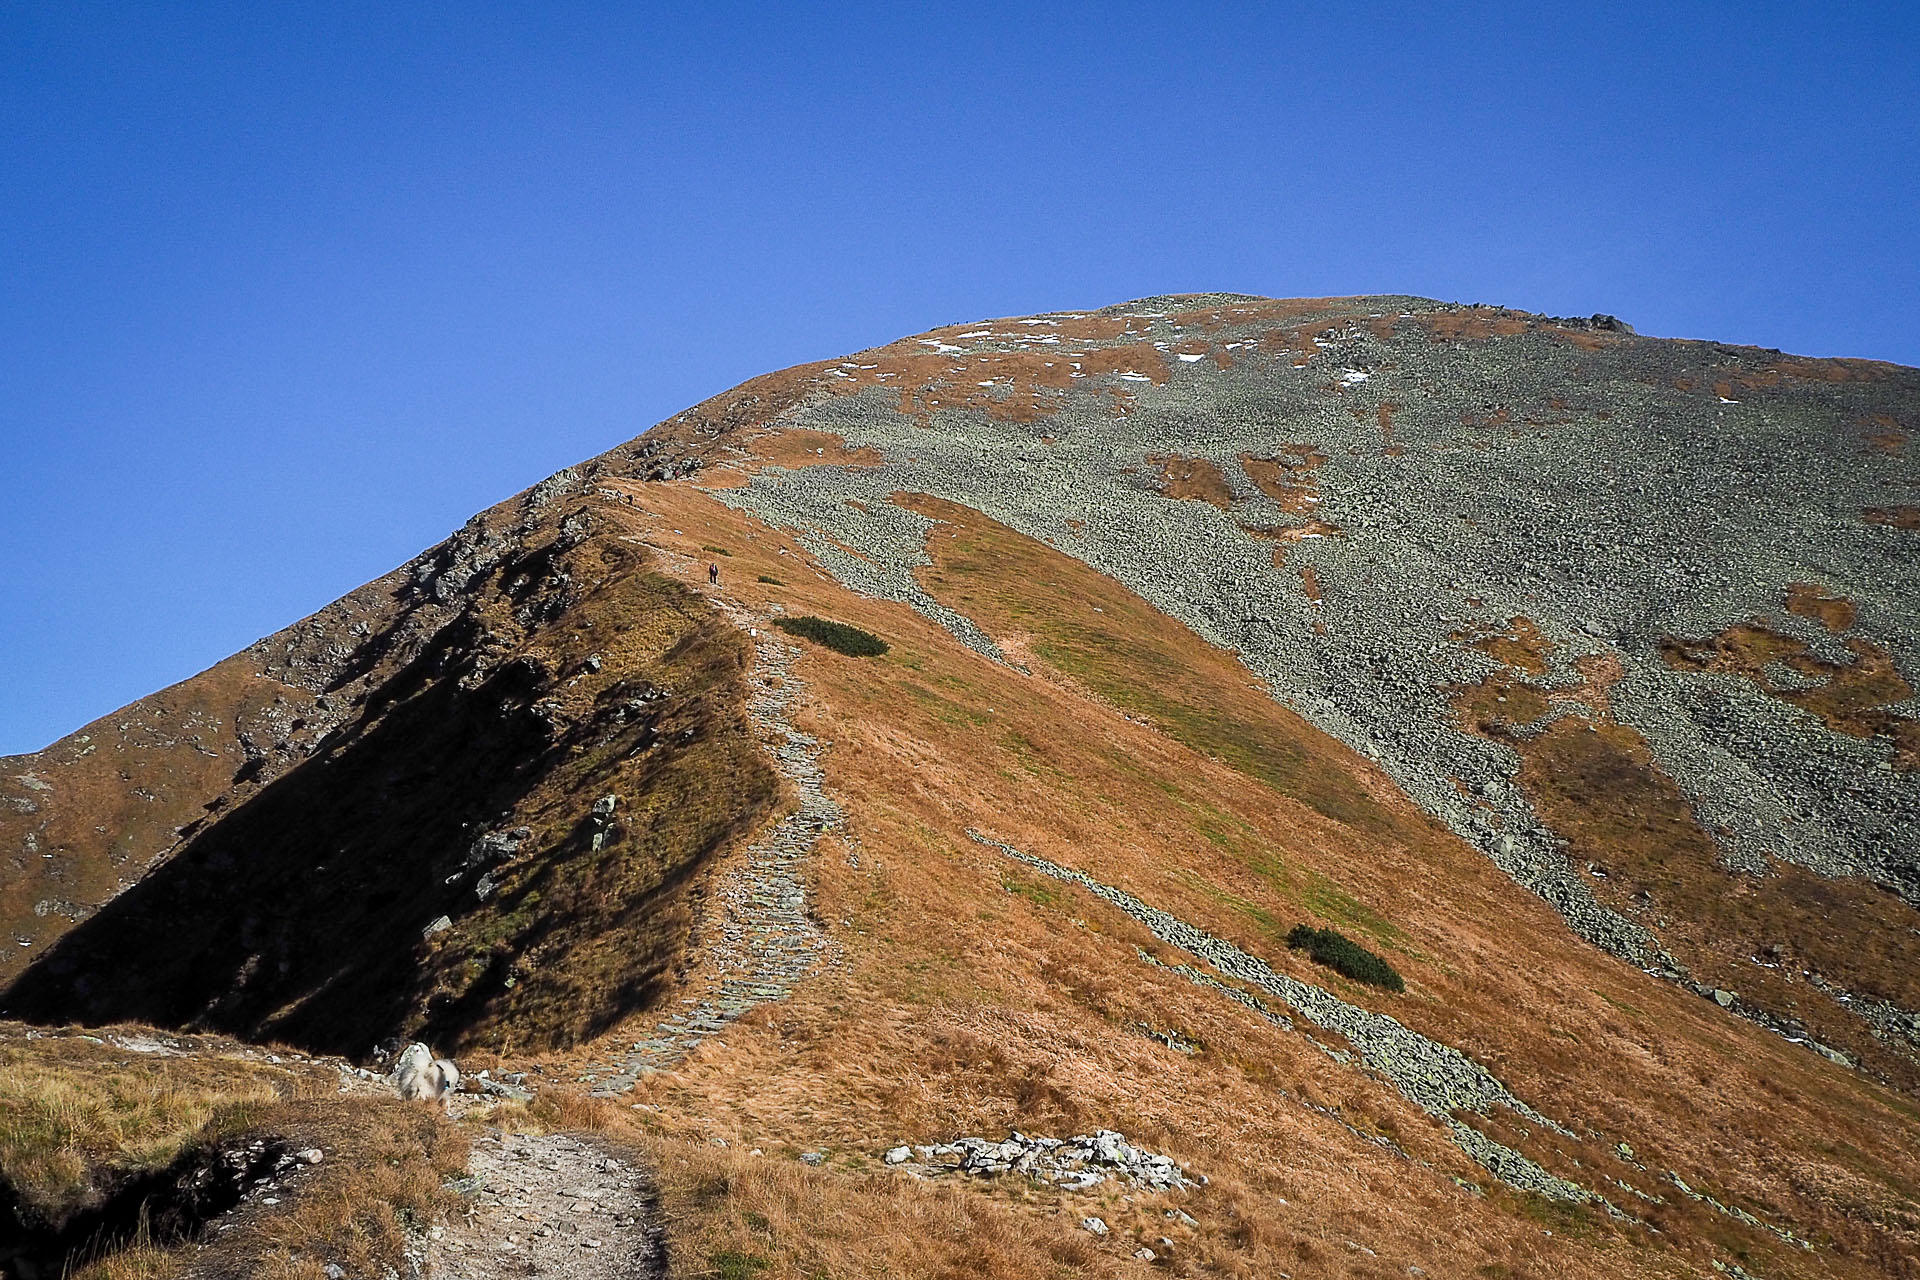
3;292;1918;1278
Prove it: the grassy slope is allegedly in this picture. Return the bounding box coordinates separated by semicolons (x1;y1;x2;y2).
6;471;1917;1279
546;481;1920;1280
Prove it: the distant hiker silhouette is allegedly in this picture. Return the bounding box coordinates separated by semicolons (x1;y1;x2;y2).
708;562;720;585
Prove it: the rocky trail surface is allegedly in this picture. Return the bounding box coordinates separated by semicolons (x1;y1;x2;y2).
583;570;837;1095
425;1129;665;1280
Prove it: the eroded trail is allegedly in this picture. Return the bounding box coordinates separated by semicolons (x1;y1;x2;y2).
584;588;837;1095
427;1130;665;1280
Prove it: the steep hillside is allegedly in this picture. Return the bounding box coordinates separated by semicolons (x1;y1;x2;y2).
3;293;1919;1279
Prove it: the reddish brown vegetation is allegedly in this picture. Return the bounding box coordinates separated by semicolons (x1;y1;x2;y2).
1662;622;1916;767
1864;413;1909;455
1239;447;1326;514
822;339;1170;426
1155;456;1235;509
1446;601;1920;1092
1420;308;1531;342
1786;582;1858;632
1457;617;1554;677
1866;505;1920;529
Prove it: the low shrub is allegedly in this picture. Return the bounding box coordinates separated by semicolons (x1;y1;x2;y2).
1285;924;1404;992
703;546;732;556
756;575;783;585
772;617;888;658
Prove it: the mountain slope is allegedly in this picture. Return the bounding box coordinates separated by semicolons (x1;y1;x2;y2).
3;293;1918;1278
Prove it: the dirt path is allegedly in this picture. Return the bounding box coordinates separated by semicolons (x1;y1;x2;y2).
425;1129;665;1279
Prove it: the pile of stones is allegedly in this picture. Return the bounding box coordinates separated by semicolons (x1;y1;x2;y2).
884;1130;1192;1191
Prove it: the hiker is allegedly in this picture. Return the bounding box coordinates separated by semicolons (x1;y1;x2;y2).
708;561;720;585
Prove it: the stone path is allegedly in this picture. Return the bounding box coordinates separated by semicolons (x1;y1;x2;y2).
425;1129;665;1279
584;601;837;1094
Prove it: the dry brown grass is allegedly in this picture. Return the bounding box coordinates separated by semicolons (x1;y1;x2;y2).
1154;455;1235;509
0;1025;466;1280
1863;414;1909;455
1457;616;1554;677
0;652;308;986
18;451;1920;1278
572;482;1920;1278
1786;582;1858;632
2;523;782;1060
1420;308;1532;342
1239;446;1326;514
701;428;887;488
820;337;1171;426
1451;625;1920;1092
0;1032;289;1222
1662;618;1915;765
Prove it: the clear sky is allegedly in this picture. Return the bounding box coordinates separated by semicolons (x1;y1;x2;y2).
2;3;1916;754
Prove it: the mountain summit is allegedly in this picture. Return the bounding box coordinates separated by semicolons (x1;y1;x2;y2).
3;294;1917;1278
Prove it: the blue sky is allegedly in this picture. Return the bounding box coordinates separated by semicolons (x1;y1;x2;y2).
2;3;1916;754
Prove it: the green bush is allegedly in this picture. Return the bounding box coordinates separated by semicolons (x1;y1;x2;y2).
1286;924;1404;992
773;616;888;657
756;574;783;585
703;545;732;556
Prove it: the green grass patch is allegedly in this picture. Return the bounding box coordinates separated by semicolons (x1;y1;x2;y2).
702;545;732;556
773;616;888;657
1301;871;1404;946
756;574;783;585
710;1249;771;1279
1001;869;1062;908
1286;924;1405;992
1171;869;1287;946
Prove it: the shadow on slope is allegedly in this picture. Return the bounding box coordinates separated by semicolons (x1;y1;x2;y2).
0;529;778;1060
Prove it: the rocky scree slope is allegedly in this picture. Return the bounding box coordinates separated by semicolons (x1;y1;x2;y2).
669;292;1919;1085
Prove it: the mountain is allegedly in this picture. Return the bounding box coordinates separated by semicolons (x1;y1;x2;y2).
2;294;1917;1279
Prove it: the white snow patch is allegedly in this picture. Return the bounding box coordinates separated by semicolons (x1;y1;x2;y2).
1118;372;1153;382
1177;353;1206;363
1339;369;1370;386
